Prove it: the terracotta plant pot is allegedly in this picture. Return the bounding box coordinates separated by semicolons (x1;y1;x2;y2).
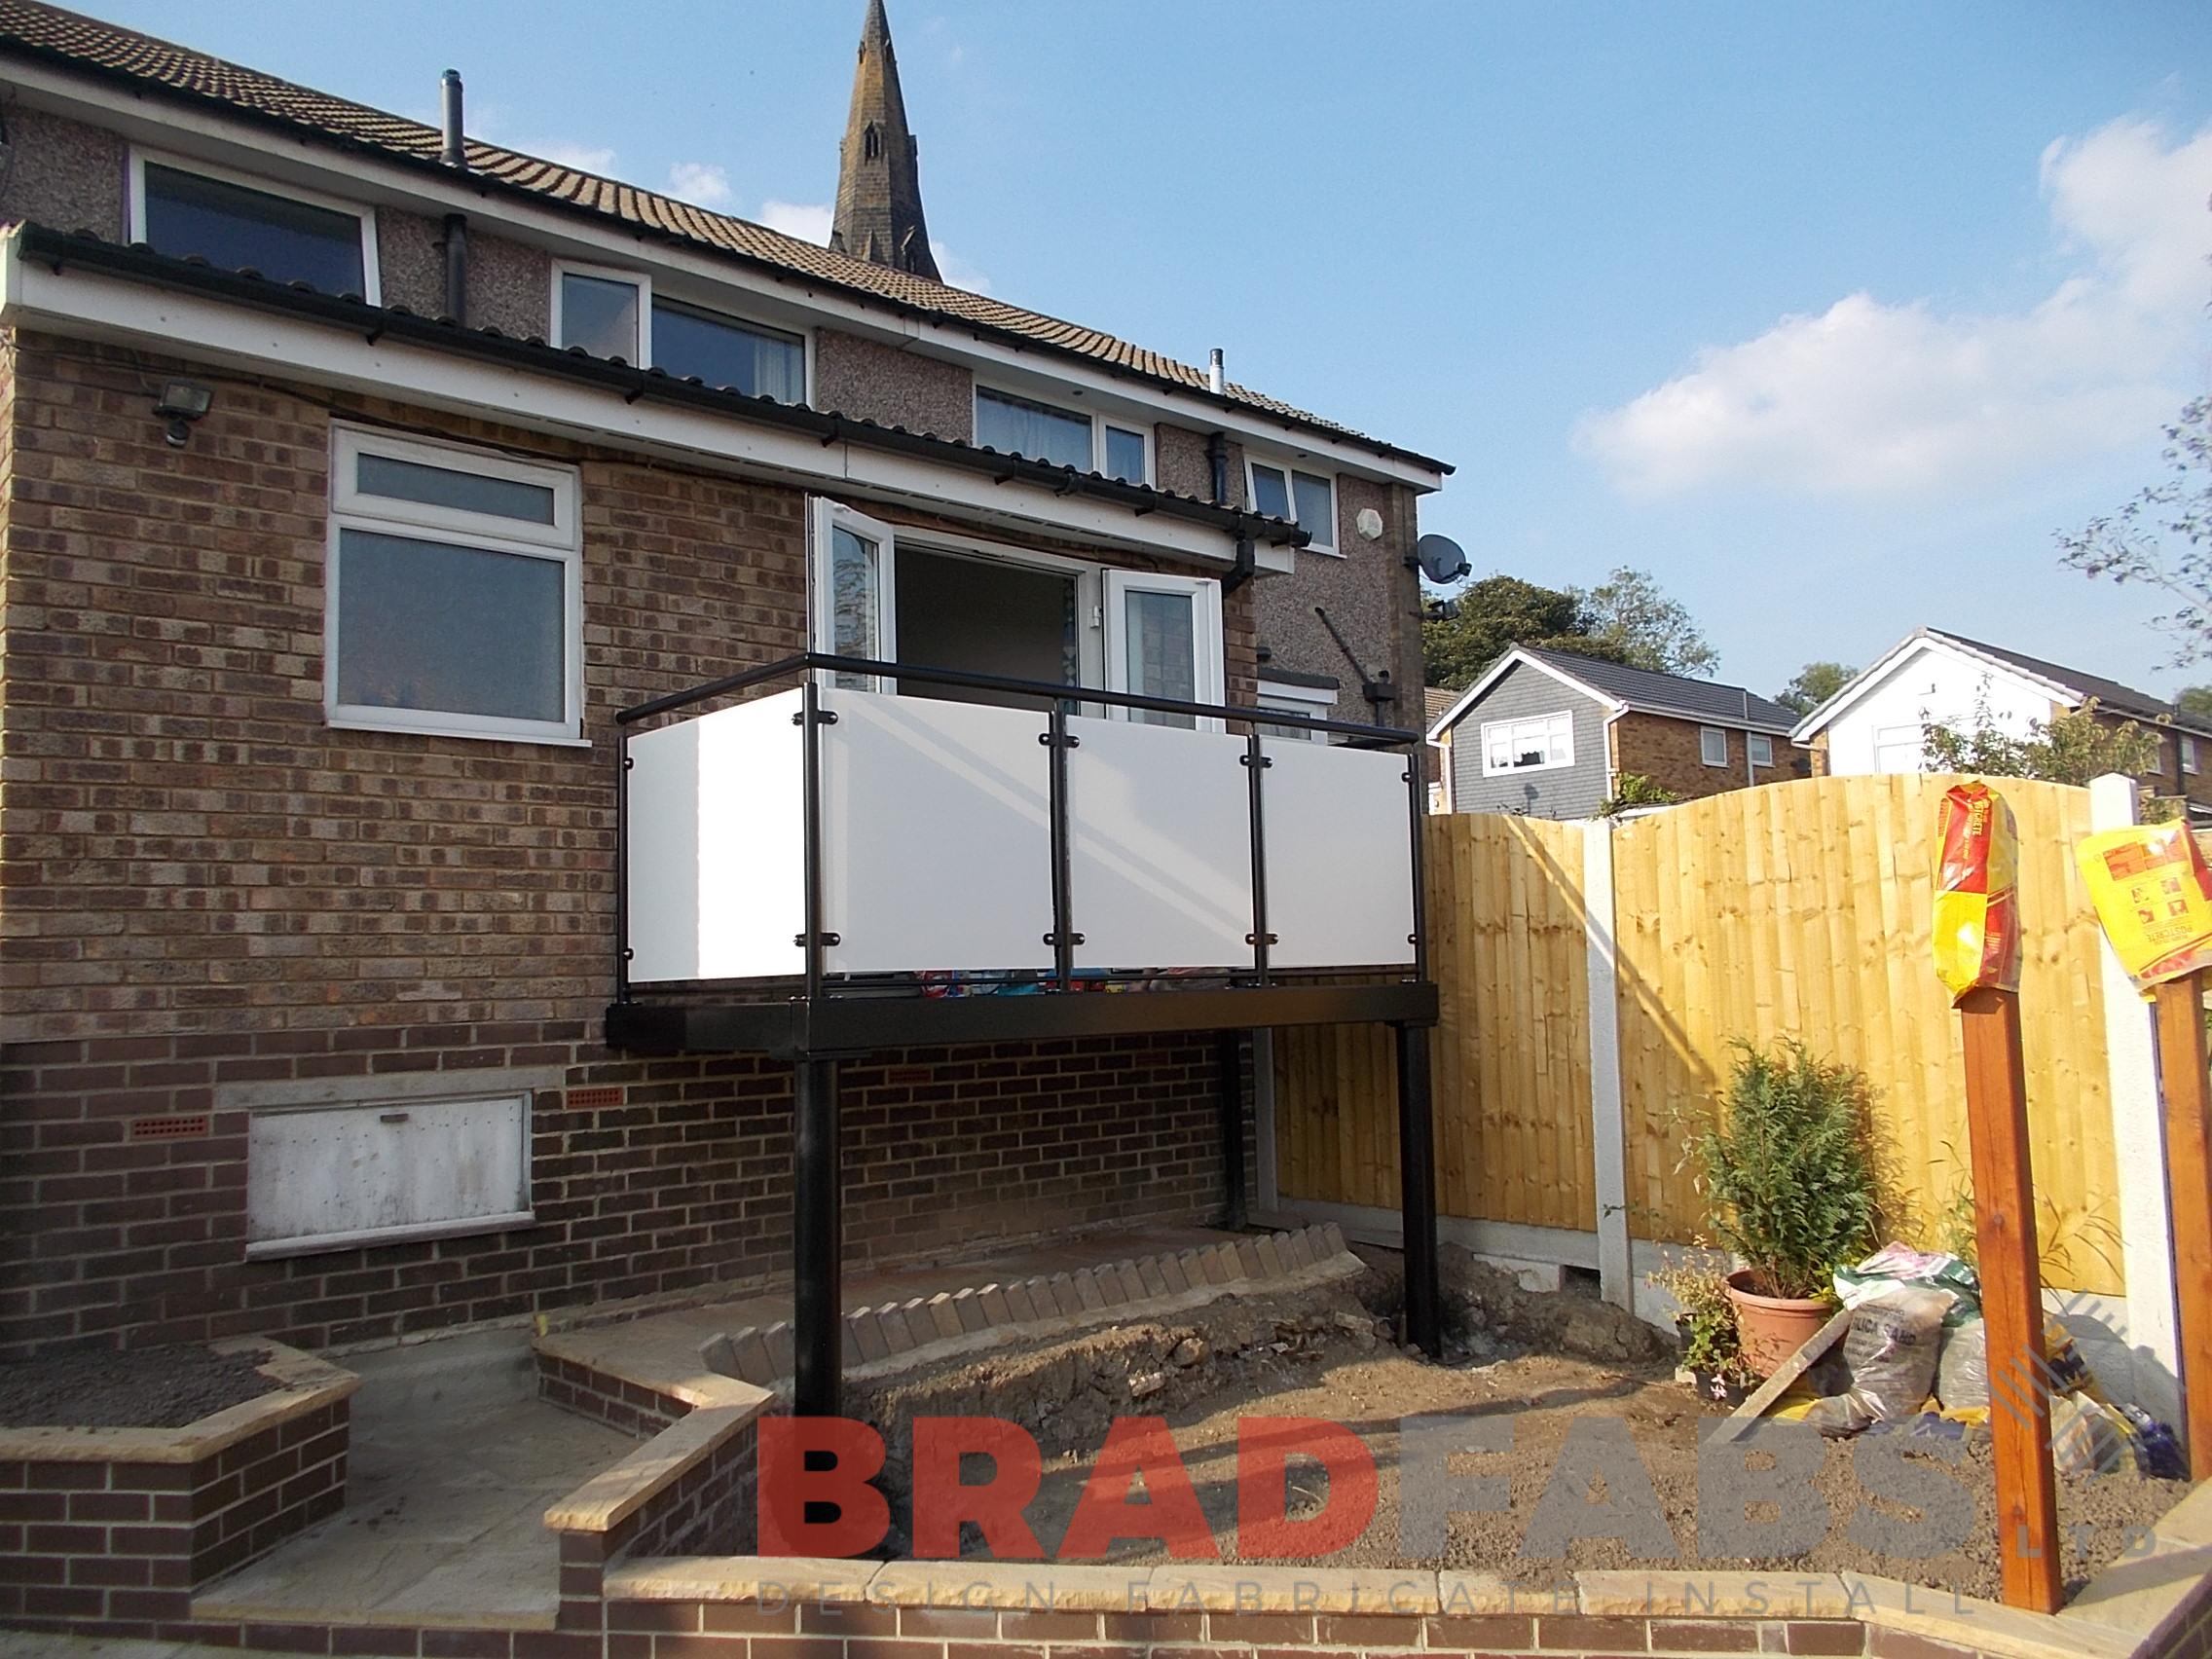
1724;1270;1834;1377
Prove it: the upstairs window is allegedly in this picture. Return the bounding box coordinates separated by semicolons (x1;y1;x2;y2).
555;264;645;361
327;427;581;745
1699;726;1729;767
652;298;806;401
1482;712;1572;774
1749;732;1774;767
2187;736;2200;775
131;152;375;299
975;387;1150;484
1246;459;1337;553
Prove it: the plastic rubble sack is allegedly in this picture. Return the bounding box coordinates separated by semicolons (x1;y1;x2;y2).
1935;1314;1989;1414
1800;1282;1953;1437
1933;782;2021;1005
2049;1393;2142;1477
1835;1244;1981;1325
2114;1403;2187;1480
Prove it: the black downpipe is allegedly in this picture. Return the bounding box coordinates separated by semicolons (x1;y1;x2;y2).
1206;430;1258;595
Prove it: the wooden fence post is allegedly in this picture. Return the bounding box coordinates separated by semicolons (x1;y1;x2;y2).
1583;816;1631;1310
2152;968;2212;1477
2089;772;2181;1426
1959;984;2062;1614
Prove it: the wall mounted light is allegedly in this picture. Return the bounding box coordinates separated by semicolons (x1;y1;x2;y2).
153;380;213;448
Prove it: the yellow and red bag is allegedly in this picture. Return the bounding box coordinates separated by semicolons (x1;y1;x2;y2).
1933;783;2020;1005
2077;823;2212;996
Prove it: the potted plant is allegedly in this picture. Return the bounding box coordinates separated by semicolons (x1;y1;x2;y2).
1647;1247;1755;1405
1688;1039;1879;1376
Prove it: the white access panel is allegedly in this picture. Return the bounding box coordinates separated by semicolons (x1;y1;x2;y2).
1067;713;1253;970
820;689;1053;975
245;1093;531;1258
1261;738;1418;969
625;688;804;983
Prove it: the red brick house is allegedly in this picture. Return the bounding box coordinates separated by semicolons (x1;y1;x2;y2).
1426;645;1803;817
0;0;1450;1399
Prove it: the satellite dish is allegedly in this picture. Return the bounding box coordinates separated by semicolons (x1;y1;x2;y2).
1414;534;1470;584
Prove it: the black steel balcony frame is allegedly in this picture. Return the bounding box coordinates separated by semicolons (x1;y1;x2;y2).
603;650;1441;1410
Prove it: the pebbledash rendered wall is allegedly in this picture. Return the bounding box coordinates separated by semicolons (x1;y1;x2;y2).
0;329;1258;1360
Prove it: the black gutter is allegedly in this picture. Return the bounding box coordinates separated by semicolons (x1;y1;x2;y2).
12;225;1308;549
0;38;1454;478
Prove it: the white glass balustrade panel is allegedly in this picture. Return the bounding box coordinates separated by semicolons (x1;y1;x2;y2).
820;688;1053;976
1261;738;1417;969
1066;714;1253;971
624;688;804;982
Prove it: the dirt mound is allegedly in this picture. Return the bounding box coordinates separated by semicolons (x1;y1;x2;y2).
0;1344;275;1428
1350;1241;1670;1365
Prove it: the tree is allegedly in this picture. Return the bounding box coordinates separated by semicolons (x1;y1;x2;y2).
1420;574;1627;688
1920;695;2166;804
1776;661;1859;718
2178;684;2212;719
2059;396;2212;664
1576;567;1718;679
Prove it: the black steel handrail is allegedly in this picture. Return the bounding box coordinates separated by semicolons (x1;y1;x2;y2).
612;651;1429;1004
614;650;1421;743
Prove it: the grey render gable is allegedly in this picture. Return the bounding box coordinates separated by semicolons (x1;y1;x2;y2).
1445;659;1614;820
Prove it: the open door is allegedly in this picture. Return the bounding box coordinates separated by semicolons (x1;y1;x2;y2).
809;498;898;690
1101;570;1225;729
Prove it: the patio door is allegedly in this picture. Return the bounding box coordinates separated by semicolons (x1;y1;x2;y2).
1102;570;1224;728
809;498;897;690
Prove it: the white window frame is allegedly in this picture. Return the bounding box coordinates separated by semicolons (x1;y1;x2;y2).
1699;725;1729;767
973;385;1153;486
810;498;901;692
1749;732;1774;768
1102;569;1226;730
1480;711;1574;776
648;284;815;404
325;424;584;746
128;146;381;304
1244;456;1339;555
2187;735;2200;775
1257;679;1337;743
552;259;651;362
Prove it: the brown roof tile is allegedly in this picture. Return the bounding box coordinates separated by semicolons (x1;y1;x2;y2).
0;0;1449;472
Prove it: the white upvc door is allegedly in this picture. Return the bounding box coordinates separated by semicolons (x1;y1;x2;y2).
1101;570;1225;730
809;498;898;691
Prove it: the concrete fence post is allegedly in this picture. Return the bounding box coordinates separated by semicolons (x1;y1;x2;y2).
2089;771;2181;1424
1583;816;1632;1309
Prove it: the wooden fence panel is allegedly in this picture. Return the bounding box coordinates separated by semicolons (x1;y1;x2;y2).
1611;774;2121;1293
1274;813;1599;1233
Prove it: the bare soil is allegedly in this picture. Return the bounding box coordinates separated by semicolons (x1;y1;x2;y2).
857;1249;2186;1600
0;1344;276;1429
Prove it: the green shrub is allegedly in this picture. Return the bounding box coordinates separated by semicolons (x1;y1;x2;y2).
1690;1039;1880;1301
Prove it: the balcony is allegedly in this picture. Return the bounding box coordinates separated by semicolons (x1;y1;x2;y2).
605;654;1435;1055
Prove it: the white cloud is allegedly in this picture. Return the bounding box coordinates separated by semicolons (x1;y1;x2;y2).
1575;117;2212;498
667;162;733;208
758;200;833;244
528;138;618;174
930;240;991;294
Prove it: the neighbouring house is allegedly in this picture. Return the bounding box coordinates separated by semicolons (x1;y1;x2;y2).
0;0;1453;1416
1426;645;1802;818
1790;627;2212;815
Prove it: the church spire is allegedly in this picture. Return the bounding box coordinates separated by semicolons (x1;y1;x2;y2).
830;0;940;281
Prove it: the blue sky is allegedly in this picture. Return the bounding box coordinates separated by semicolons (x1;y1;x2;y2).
81;0;2212;700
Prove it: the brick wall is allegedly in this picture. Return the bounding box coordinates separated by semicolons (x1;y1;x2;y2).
0;1394;348;1628
1611;713;1802;804
0;330;1245;1356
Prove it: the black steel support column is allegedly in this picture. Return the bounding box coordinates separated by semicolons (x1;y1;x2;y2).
1215;1029;1247;1232
1394;1021;1441;1357
793;1055;842;1418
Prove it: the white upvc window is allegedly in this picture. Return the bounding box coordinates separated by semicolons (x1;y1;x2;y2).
1481;712;1573;775
973;386;1152;485
129;147;379;302
2186;736;2201;775
325;426;584;745
1103;569;1226;730
1257;679;1337;743
553;260;650;362
1749;732;1774;767
551;263;812;400
1699;726;1729;767
810;498;901;692
1244;457;1338;554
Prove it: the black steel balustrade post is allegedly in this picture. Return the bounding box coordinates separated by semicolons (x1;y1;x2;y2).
1405;748;1429;984
800;676;827;1003
1243;727;1273;984
1044;702;1078;990
614;724;633;1005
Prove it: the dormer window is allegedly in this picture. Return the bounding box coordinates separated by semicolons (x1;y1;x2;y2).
554;263;645;362
129;151;375;300
975;387;1150;485
552;266;807;401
